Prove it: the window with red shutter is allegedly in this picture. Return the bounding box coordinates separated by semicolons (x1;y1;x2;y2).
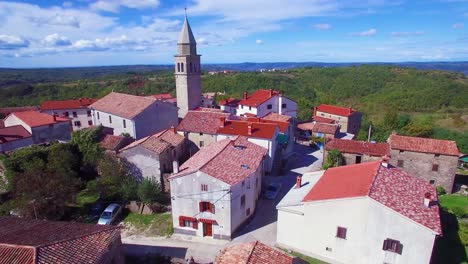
383;239;403;255
193;221;198;229
336;227;347;239
179;216;185;227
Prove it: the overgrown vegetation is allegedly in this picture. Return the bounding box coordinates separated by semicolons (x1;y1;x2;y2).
323;149;344;169
124;212;173;237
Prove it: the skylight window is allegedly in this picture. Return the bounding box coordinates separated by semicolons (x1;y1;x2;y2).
241;164;250;169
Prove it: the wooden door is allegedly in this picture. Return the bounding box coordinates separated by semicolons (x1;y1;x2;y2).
203;223;212;237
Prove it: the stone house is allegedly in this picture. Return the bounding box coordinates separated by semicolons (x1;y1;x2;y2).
0;217;123;264
314;104;362;135
0;125;33;152
277;161;441;264
325;138;390;165
119;128;186;189
100;134;133;154
4;111;71;144
297;122;339;150
90;92;178;140
388;134;460;193
169;136;267;240
40;98;97;131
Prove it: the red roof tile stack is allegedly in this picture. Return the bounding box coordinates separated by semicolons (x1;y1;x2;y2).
90;92;158;119
0;218;121;264
389;134;460;156
177;111;230;134
303;161;442;234
239;89;281;107
170;136;267;185
326;138;390;156
316;104;356;117
297;122;339;135
216;241;296;264
9;111;69;127
40;98;97;110
0;125;32;143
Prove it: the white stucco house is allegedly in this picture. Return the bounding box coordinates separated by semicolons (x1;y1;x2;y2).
276;161;442;264
169;136;267;240
40;98;96;131
90;92;178;140
220;89;297;118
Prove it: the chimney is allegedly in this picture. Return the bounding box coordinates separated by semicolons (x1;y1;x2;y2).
296;176;302;189
313;106;317;117
53;114;57;121
424;192;432;207
243;91;248;100
247;122;253;135
173;160;179;174
220;116;226;127
171;126;177;133
382;156;389;168
269;89;273;96
230;139;235;146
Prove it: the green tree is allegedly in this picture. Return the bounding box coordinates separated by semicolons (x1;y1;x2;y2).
71;126;103;166
323;149;344;169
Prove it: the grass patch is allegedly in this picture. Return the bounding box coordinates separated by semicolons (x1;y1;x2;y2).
76;189;100;206
124;212;173;237
440;195;468;218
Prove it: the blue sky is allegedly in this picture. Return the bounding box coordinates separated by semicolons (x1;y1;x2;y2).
0;0;467;68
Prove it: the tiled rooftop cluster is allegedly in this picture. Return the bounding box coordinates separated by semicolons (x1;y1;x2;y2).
121;128;184;154
326;138;390;156
40;98;97;110
389;134;460;156
216;241;296;264
316;104;356;117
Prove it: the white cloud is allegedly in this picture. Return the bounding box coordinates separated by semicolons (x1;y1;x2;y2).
29;14;81;28
43;33;72;46
313;23;331;30
256;39;264;45
391;31;425;37
351;28;377;36
62;1;73;8
453;23;464;29
0;35;29;50
90;0;160;13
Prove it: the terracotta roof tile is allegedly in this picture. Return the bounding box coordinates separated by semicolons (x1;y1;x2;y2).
303;162;441;234
90;92;157;119
239;89;281;107
0;245;35;264
150;93;173;100
154;128;185;147
0;106;39;115
177;111;230;134
389;134;460;156
297;122;339;135
217;120;278;139
262;112;292;123
0;125;32;143
216;241;295;264
121;128;184;154
0;120;4;129
40;98;97;111
312;115;336;124
100;135;132;152
316;104;356;117
326;138;389;156
9;111;69;127
219;98;240;107
171;136;267;185
241;117;289;133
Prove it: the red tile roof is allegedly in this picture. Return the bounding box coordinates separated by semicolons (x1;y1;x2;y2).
262;112;292;123
0;106;39;115
389;134;460;156
303;162;441;234
326;139;390;157
0;125;32;143
316;104;356;117
297;122;339;135
9;111;69;127
312;115;336;124
100;135;132;152
219;98;240;107
216;241;296;264
90;92;157;119
121;128;184;154
217;120;279;139
194;107;225;113
239;89;281;107
0;218;121;264
242;117;289;133
0;119;4;129
170;136;267;185
150;93;173;100
177;111;230;134
40;98;97;110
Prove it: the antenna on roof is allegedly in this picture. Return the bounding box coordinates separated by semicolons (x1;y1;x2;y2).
184;6;187;17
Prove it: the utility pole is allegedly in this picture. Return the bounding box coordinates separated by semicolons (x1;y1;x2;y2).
367;124;372;142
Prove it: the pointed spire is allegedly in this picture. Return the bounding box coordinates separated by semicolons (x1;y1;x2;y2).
178;13;196;45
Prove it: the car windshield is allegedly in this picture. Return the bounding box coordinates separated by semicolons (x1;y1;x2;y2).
101;211;112;219
267;186;277;192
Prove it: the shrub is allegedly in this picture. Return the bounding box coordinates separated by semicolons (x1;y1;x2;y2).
436;186;447;196
451;206;467;218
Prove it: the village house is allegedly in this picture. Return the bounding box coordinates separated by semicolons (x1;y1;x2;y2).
40;98;97;131
3;111;71;144
297;121;340;149
169;136;267;240
0;106;39;118
220;89;298;118
90;92;178;140
276;161;441;264
99;134;133;154
119;128;186;190
219;98;240;115
0;217;123;264
325;138;390;165
0;125;33;152
388;133;460;193
215;241;304;264
314;104;362;135
177;110;231;153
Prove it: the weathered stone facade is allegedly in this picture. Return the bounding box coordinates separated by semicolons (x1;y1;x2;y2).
315;109;362;135
389;149;458;193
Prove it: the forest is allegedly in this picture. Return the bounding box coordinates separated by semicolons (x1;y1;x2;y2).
1;65;467;152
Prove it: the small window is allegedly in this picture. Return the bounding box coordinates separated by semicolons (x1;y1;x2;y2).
267;104;272;110
435;154;440;158
255;177;258;188
184;220;193;228
199;202;215;214
181;62;184;72
242;181;245;188
336;227;347;239
282;103;287;108
177;63;180;72
199;141;204;147
397;160;404;167
432;164;439;172
201;184;208;192
72;112;77;117
63;111;69;117
399;150;405;154
199;133;203;136
74;121;81;127
249;106;252;110
109;115;112;123
87;110;91;117
247;179;251;189
190;62;193;72
246;208;250;216
429;180;435;184
241;195;245;208
97;112;100;120
383;239;403;255
123;119;126;128
88;120;93;126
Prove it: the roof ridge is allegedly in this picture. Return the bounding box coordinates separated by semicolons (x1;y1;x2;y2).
36;226;120;249
245;241;258;264
366;163;383;196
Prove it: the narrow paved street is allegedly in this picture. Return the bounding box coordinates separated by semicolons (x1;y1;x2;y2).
122;143;323;263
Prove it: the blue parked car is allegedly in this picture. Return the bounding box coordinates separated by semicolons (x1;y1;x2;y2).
97;204;122;225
